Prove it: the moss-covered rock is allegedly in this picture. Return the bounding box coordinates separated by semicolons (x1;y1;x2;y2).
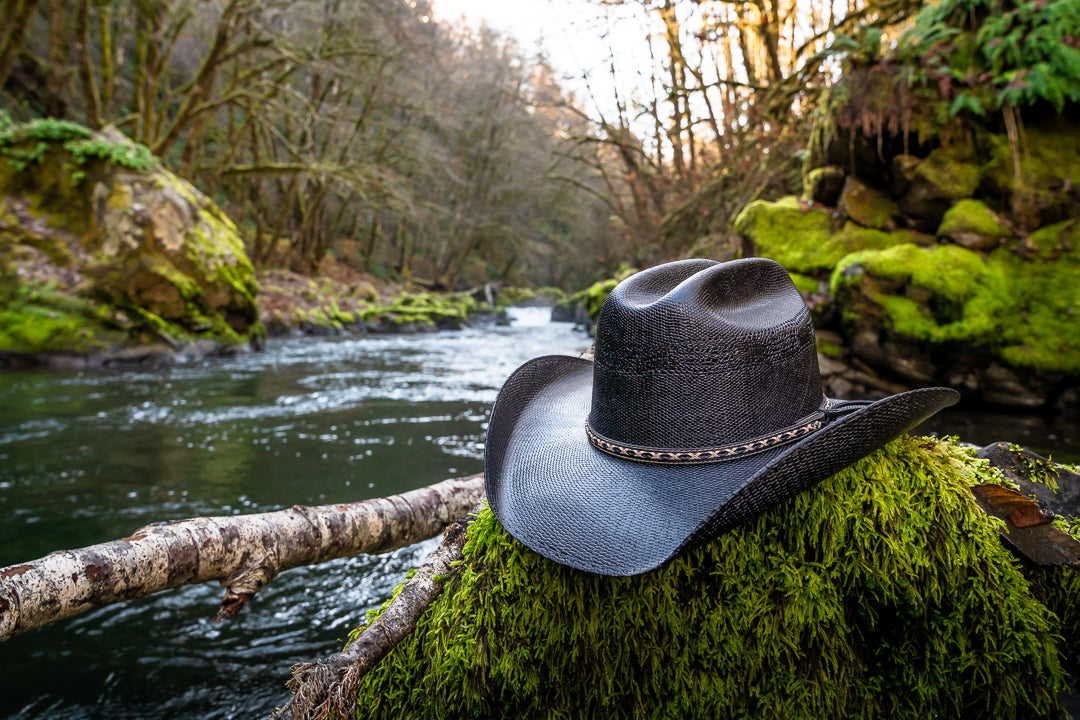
839;177;899;231
0;119;261;362
831;230;1080;404
553;267;638;329
351;435;1076;719
361;291;482;331
803;165;846;206
734;196;920;276
899;147;983;231
937;199;1012;251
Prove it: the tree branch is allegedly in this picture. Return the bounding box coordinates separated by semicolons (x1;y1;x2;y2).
270;503;483;720
0;474;485;642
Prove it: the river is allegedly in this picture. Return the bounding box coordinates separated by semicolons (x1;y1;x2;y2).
0;308;1077;719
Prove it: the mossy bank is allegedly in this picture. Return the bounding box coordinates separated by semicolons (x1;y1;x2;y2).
347;435;1079;719
256;264;516;337
0;116;262;366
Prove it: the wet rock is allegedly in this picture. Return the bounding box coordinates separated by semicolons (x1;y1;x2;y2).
976;442;1080;520
850;329;887;367
979;364;1047;408
882;339;936;383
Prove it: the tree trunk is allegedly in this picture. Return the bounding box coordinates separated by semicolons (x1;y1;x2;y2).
0;474;485;642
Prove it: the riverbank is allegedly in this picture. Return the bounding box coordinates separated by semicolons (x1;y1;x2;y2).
255;261;508;339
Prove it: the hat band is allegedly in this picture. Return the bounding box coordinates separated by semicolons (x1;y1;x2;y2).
585;399;872;466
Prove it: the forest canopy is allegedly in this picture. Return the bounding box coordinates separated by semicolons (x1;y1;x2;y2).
2;0;1077;290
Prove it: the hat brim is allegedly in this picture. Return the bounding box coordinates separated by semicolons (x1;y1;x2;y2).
484;355;959;576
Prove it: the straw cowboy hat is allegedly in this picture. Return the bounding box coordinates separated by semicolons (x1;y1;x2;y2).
484;258;958;576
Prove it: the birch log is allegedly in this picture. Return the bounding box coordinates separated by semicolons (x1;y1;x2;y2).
0;474;485;642
272;504;482;720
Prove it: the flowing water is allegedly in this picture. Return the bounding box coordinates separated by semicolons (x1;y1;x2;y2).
0;308;1077;719
0;308;589;719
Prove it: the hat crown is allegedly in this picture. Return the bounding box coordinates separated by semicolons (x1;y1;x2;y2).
588;258;823;451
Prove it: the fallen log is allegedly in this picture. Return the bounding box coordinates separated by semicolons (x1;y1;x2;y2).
273;503;482;720
0;474;485;642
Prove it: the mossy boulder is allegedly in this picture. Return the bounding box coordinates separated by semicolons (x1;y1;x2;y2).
351;435;1078;719
803;165;846;206
937;199;1012;251
0;119;261;362
831;229;1080;405
898;147;983;232
734;196;922;277
838;177;899;231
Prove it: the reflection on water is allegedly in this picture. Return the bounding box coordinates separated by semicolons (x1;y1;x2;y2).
0;307;1076;719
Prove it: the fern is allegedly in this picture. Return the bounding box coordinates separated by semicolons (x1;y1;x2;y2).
897;0;1080;115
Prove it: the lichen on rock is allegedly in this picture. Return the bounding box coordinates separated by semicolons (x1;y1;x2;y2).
350;435;1075;719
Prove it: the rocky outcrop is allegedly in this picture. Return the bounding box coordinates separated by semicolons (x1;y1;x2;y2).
735;118;1080;410
0;119;262;365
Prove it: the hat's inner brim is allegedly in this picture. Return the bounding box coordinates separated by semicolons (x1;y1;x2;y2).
493;361;792;575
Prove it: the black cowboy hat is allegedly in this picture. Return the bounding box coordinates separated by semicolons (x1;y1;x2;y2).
484;258;958;576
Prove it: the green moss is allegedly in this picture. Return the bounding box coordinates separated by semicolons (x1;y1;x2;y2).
988;220;1080;370
831;235;1080;372
362;291;482;327
840;178;899;230
937;199;1011;241
352;436;1070;719
789;272;821;296
0;118;153;180
0;286;127;355
555;268;639;322
911;148;982;200
736;197;916;276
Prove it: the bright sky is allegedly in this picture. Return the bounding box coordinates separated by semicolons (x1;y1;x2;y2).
432;0;651;123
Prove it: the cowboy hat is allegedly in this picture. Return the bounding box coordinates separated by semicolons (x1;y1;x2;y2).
484;258;958;576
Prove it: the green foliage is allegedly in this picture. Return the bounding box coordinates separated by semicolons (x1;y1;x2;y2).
898;0;1080;114
937;199;1012;240
353;436;1072;719
0;118;154;179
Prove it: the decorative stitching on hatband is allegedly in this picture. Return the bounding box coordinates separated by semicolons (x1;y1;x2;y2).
585;409;830;466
